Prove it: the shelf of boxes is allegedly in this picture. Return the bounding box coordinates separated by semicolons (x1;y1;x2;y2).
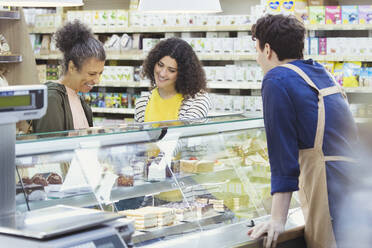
304;54;372;62
354;117;372;124
29;25;253;34
0;54;22;63
99;81;150;88
0;11;20;20
305;24;372;31
207;82;261;90
28;24;372;34
343;87;372;93
35;51;257;61
91;107;135;115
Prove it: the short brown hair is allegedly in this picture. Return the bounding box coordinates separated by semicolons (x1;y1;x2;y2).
142;37;207;98
251;14;305;61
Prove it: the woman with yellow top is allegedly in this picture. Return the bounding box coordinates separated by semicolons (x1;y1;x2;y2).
135;37;211;123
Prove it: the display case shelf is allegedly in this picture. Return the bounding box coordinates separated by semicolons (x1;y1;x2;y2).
0;10;20;20
208;82;261;90
0;54;22;63
132;211;235;244
16;167;249;212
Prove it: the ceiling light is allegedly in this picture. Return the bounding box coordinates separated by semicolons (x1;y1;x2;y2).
138;0;222;13
0;0;84;7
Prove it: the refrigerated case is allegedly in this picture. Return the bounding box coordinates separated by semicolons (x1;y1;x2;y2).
15;115;305;247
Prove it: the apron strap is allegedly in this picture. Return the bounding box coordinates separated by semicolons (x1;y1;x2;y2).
319;86;341;96
279;64;325;150
324;156;357;163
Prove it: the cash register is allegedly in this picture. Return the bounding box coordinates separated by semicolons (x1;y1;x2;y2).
0;85;134;247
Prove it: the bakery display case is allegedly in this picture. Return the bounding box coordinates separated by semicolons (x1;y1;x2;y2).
15;114;304;247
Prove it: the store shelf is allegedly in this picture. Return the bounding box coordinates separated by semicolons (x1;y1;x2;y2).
343;87;372;93
35;51;257;61
132;211;235;244
0;54;22;63
354;117;372;124
28;26;57;34
91;107;135;115
306;23;372;31
29;24;253;34
16;167;246;212
305;54;372;62
0;10;20;20
208;82;261;90
208;111;244;116
99;81;150;88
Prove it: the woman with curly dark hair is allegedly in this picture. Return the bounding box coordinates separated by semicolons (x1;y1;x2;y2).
33;20;106;133
135;37;211;122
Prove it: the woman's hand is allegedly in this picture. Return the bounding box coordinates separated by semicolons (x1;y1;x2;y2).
247;218;286;248
247;192;293;248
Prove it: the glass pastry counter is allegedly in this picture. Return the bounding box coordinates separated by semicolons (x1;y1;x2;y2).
15;114;304;247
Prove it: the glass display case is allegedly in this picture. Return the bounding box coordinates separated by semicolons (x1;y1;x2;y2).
15;115;304;247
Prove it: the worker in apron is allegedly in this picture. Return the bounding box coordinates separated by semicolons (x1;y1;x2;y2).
247;14;360;248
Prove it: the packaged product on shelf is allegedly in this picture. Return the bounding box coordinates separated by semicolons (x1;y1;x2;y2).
342;61;361;87
235;66;245;82
120;93;128;108
215;66;225;81
342;5;359;24
318;37;327;55
195;38;205;53
325;6;341;24
222;38;234;53
281;0;295;16
37;64;47;83
204;38;213;53
99;10;109;26
104;34;121;52
40;35;50;55
333;62;344;85
359;5;372;24
212;38;223;53
309;6;325;24
92;10;100;26
359;67;369;87
117;165;134;187
117;10;129;27
233;96;245;112
266;0;281;14
83;11;93;26
225;65;236;81
90;93;98;107
108;10;117;26
224;95;234;111
98;93;106;108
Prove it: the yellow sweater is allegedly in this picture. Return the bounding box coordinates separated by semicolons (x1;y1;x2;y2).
144;88;184;122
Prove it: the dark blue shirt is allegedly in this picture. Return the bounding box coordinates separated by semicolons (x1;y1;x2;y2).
262;59;358;194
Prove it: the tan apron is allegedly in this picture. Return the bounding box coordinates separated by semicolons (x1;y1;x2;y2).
280;64;356;248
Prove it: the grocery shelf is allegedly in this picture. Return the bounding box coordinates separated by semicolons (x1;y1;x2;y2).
91;107;135;115
28;26;57;34
28;24;372;34
208;111;244;117
305;23;372;31
35;51;256;61
0;10;20;20
343;87;372;93
0;54;22;63
305;54;372;62
98;81;151;88
354;117;372;124
29;25;253;34
208;82;261;90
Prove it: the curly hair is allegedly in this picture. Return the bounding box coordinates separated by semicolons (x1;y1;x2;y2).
142;37;207;98
55;20;106;74
251;14;305;61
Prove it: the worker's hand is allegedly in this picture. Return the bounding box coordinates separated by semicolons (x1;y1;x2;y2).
247;219;285;248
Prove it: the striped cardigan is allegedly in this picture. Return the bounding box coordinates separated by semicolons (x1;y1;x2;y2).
134;90;212;123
